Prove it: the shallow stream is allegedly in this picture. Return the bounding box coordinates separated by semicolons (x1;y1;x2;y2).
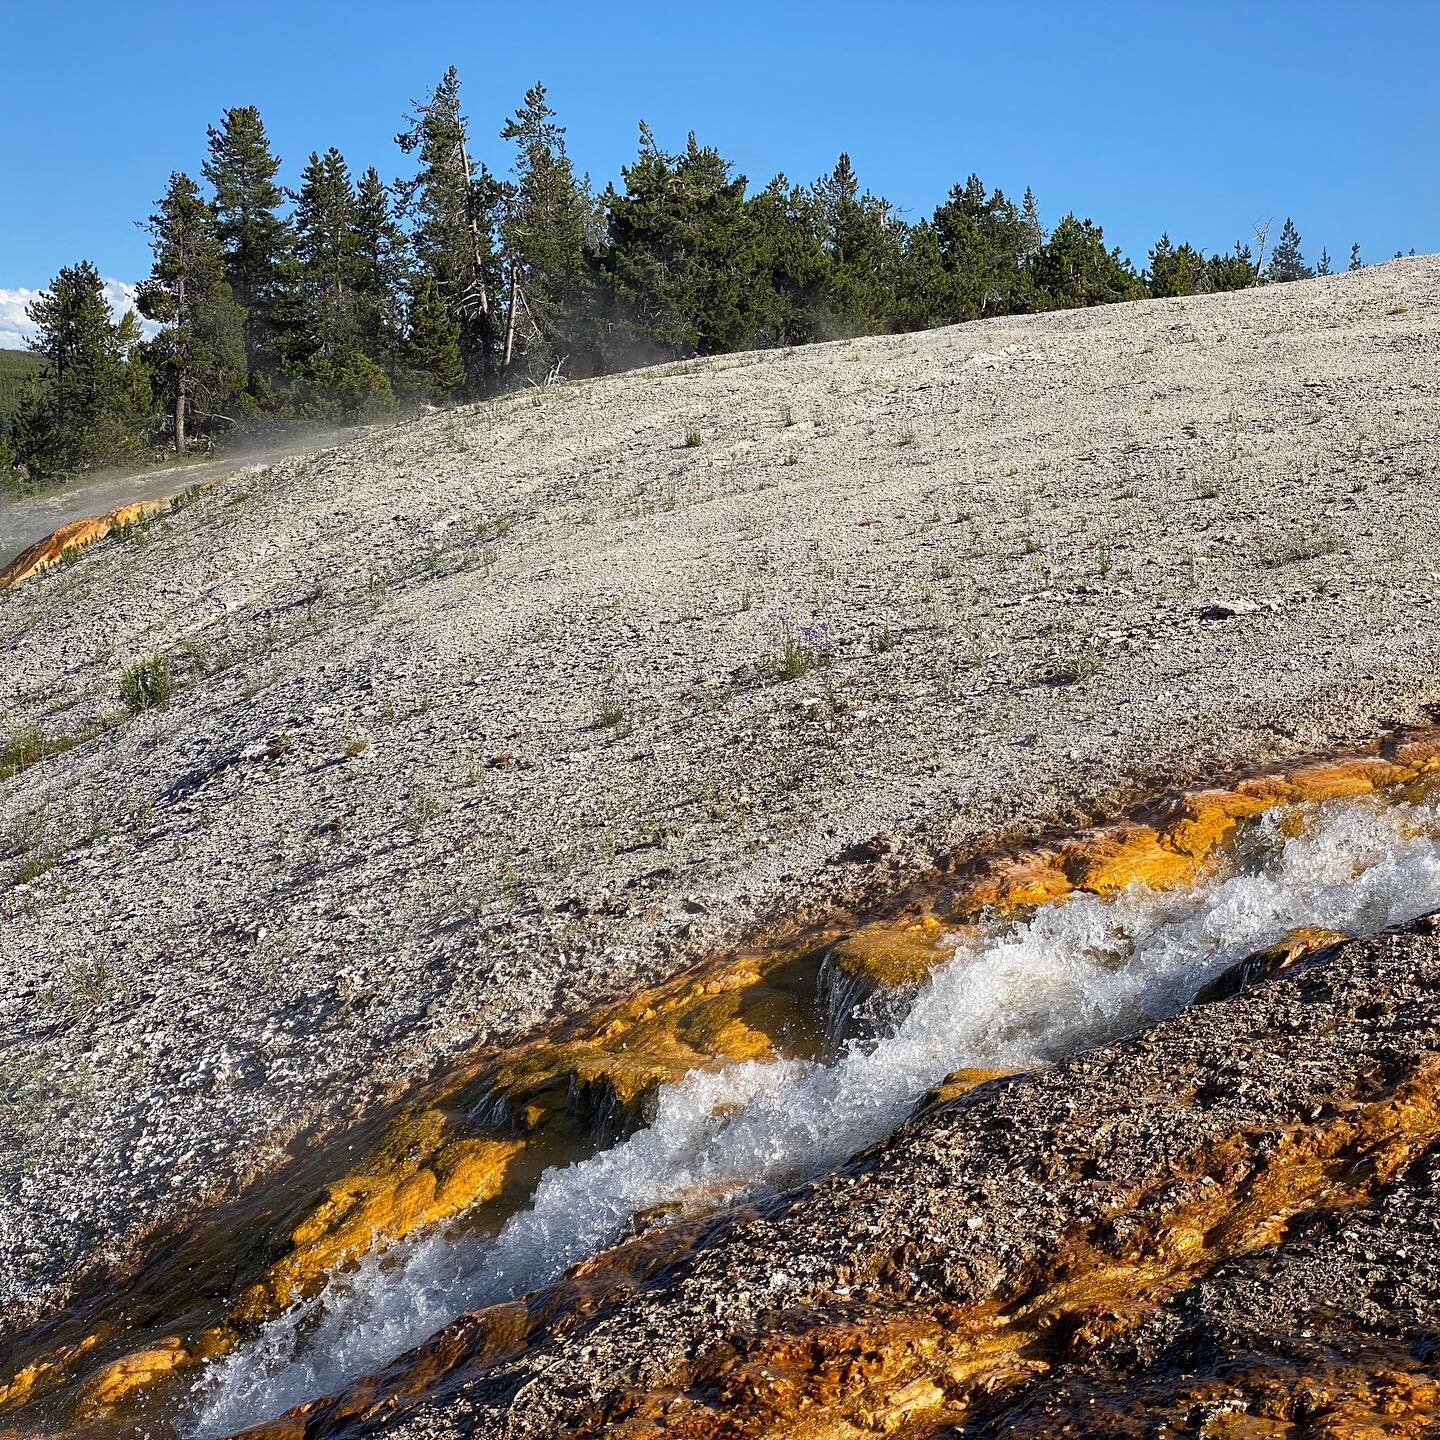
188;789;1440;1435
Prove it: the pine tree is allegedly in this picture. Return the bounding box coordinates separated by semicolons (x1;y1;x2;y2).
396;67;503;389
407;275;466;399
116;310;155;423
1146;233;1180;296
931;175;1032;321
1030;216;1145;309
600;125;766;360
499;82;596;377
893;218;948;331
1148;234;1210;296
16;260;139;474
811;153;907;333
1208;241;1257;291
293;147;360;351
281;147;396;418
1317;247;1332;276
1349;243;1363;271
1266;217;1314;282
203;106;291;392
1020;186;1044;261
746;175;831;346
138;173;246;454
354;167;410;376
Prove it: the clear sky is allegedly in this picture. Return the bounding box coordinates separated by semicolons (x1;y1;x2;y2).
2;0;1436;337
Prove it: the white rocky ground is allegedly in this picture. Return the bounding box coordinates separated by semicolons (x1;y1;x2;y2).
1;257;1438;1335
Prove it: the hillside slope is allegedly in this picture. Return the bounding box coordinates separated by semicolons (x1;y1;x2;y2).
2;256;1439;1350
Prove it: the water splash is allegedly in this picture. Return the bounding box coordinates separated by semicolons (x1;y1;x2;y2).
190;795;1440;1434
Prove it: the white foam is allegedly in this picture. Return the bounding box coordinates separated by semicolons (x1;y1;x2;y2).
190;795;1440;1434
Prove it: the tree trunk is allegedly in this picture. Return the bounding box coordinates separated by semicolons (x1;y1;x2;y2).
174;273;188;455
503;264;519;372
456;130;489;318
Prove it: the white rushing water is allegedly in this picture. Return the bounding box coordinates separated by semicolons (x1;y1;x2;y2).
190;794;1440;1434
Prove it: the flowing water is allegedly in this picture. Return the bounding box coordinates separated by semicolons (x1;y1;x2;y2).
189;793;1440;1434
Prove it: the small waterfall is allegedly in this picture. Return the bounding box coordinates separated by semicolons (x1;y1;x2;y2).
817;945;921;1056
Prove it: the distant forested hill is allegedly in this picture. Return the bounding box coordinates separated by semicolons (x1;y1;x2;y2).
0;349;41;425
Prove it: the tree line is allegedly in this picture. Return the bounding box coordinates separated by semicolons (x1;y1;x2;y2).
1;68;1373;482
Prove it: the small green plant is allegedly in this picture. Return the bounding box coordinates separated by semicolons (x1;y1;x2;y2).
407;791;445;834
595;694;628;731
0;725;46;781
769;615;834;681
1265;526;1344;566
342;736;370;759
111;509;160;545
120;654;174;715
869;625;895;655
1050;648;1104;686
64;955;112;1013
16;847;60;885
683;428;703;448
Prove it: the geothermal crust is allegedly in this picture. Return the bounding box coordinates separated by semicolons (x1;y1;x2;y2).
2;258;1440;1379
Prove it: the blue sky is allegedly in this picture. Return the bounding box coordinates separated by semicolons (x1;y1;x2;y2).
2;0;1436;340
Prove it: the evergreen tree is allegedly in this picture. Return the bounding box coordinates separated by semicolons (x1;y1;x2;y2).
203;105;290;393
810;153;907;333
601;125;765;360
407;275;466;399
1349;243;1363;271
746;175;831;347
16;261;140;474
1020;186;1045;260
1146;234;1211;297
116;310;155;422
499;82;597;378
1317;247;1332;276
354;166;410;376
1267;217;1313;282
396;67;503;389
1030;215;1145;309
892;218;949;331
1146;233;1180;296
293;147;360;350
931;175;1032;320
137;173;246;454
1207;241;1257;291
282;146;395;418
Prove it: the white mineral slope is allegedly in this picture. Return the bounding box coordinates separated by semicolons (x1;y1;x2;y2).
2;258;1439;1331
